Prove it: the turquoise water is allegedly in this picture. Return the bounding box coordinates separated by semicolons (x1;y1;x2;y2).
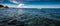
0;8;60;26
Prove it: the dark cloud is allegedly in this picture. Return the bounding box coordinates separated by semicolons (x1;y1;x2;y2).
16;0;60;2
0;0;3;2
41;0;60;2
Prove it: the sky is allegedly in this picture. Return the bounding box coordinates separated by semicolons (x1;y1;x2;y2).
0;0;60;8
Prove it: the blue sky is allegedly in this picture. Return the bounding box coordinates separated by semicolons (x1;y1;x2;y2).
0;0;60;8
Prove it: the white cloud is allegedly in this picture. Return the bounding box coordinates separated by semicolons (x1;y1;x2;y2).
10;0;19;4
18;3;24;8
9;0;25;8
23;5;60;8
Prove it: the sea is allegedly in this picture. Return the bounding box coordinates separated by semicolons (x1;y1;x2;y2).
0;8;60;26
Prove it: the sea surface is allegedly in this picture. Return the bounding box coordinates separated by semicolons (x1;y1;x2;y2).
0;8;60;26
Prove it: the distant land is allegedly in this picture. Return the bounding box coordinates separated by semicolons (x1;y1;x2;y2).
0;5;9;8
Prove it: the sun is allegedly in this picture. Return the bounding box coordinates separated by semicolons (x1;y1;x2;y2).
18;3;24;8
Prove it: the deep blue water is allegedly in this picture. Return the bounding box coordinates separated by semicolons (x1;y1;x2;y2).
0;8;60;26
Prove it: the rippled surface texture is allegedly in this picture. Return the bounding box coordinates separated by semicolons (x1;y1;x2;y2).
0;8;60;26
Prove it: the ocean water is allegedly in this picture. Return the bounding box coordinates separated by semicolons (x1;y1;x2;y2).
0;8;60;26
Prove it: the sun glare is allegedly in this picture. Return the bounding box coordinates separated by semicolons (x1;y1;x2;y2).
18;3;24;8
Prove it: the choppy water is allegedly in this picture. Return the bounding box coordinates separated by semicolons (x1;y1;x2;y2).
0;8;60;26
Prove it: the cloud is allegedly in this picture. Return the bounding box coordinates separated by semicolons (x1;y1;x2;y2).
0;0;4;3
9;0;19;4
18;3;25;8
21;5;60;8
9;0;25;8
9;0;60;8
